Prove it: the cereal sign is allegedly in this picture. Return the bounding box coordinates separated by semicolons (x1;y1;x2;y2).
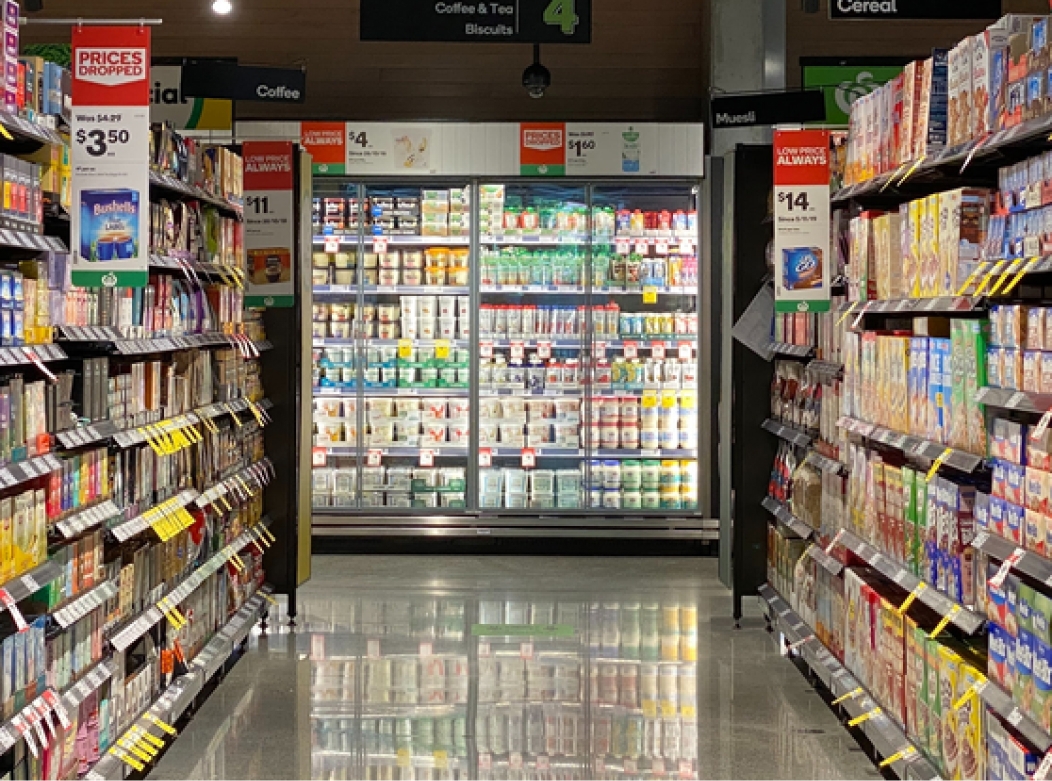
71;26;151;288
773;128;832;314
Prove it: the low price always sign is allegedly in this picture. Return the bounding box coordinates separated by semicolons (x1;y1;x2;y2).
773;129;831;314
244;142;296;308
70;26;151;288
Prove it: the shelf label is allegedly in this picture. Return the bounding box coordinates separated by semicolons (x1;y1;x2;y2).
511;341;525;361
625;759;638;774
1035;409;1052;441
536;755;550;771
374;237;388;255
615;239;631;255
679;239;695;255
367;639;381;658
311;447;327;468
643;286;659;304
509;753;523;771
480;340;493;358
655;239;669;255
324;237;340;254
0;590;27;632
642;699;658;718
990;549;1025;589
366;450;382;467
396;748;410;768
479;753;492;771
435;340;451;360
478;641;491;657
479;448;492;468
623;340;638;359
537;341;552;359
678;342;693;361
434;750;448;770
635;240;649;256
398;339;414;360
520;641;534;659
662;390;678;409
651;341;666;359
419;641;433;657
521;448;536;468
420;450;435;467
595;341;606;360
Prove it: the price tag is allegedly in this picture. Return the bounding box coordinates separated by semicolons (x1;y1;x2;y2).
374;237;389;255
661;700;677;718
398;339;413;360
21;574;39;594
679;239;695;255
990;549;1025;589
662;391;678;410
367;639;381;658
311;447;327;468
655;240;669;255
679;760;693;779
434;750;448;770
897;583;927;615
596;758;606;774
642;390;659;409
625;759;638;774
635;240;649;256
324;237;340;254
595;341;606;360
479;641;491;657
0;590;27;631
615;239;631;255
511;341;525;361
623;340;638;360
367;450;382;467
536;341;552;359
479;448;492;468
678;342;693;361
480;340;493;358
651;341;666;359
643;286;659;304
521;448;536;468
435;340;451;360
420;450;435;467
1035;750;1052;781
520;641;534;660
536;755;550;771
653;759;666;776
479;753;492;771
1034;410;1052;441
1008;708;1025;727
419;641;433;657
396;747;410;768
509;752;524;771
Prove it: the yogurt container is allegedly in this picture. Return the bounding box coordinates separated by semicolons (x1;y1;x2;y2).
622;460;642;491
378;323;400;340
642;460;662;490
603;489;623;509
379;268;399;286
418;296;438;317
620;425;640;450
439;318;457;339
420;318;438;339
640;428;659;450
603;460;621;489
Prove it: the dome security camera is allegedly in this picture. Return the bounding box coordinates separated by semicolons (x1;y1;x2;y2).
523;45;550;99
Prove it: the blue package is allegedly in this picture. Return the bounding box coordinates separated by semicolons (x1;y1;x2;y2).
78;188;140;262
976;492;990;530
990;622;1011;688
1007;502;1026;546
781;247;824;291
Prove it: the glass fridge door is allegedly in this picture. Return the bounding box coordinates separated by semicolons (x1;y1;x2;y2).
587;185;701;516
312;181;474;516
477;183;591;513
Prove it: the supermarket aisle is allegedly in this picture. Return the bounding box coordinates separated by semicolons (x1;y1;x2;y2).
151;556;877;780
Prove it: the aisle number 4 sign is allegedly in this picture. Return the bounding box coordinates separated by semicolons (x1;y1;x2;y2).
773;128;832;314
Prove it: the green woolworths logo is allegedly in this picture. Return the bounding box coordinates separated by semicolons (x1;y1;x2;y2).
835;71;880;116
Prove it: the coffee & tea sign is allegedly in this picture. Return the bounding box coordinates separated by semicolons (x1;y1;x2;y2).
71;26;151;288
244;142;296;308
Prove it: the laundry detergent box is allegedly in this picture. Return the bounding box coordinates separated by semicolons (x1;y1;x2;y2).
78;188;141;263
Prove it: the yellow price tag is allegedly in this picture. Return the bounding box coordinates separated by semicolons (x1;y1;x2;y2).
231;554;246;572
897;582;927;615
235;475;254;497
680;391;696;410
836;301;858;326
118;738;152;763
681;705;696;719
135;729;165;749
128;730;160;756
879;748;917;768
1002;257;1041;296
661;391;677;409
832;687;863;706
398;339;413;360
988;258;1024;296
642;286;658;304
880;162;909;192
847;707;882;727
262;526;277;543
661;701;676;718
396;748;411;768
926;448;952;482
929;605;962;638
898;155;926;184
109;747;145;773
202;416;219;434
641;391;659;410
144;714;177;736
434;750;449;770
435;339;451;360
642;700;657;718
143;428;165;456
225;404;243;428
973;260;1007;296
952;678;986;710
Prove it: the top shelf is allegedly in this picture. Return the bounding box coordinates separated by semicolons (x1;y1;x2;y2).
0;111;65;149
149;171;243;217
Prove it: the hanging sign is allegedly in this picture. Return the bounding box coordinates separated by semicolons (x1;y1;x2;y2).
360;0;592;44
830;0;1001;20
71;26;151;288
773;128;831;314
150;62;232;130
244;142;296;307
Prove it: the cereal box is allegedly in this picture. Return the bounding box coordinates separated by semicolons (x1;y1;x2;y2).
936;644;963;778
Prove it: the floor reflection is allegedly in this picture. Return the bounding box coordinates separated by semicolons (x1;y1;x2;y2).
150;557;878;781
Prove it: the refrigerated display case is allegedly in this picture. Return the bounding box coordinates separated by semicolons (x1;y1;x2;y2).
310;179;708;536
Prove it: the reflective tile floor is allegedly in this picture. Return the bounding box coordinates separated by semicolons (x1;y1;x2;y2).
151;556;878;780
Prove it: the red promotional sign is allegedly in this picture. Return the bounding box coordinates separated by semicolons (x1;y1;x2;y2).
243;142;295;192
773;128;830;186
520;122;566;176
301;122;347;174
72;26;150;107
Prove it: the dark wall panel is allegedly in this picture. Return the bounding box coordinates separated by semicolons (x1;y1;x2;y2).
22;0;709;122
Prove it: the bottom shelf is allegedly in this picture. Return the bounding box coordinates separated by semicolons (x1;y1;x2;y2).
757;584;940;781
84;586;272;780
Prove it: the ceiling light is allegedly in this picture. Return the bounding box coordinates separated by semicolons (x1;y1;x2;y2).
212;0;232;14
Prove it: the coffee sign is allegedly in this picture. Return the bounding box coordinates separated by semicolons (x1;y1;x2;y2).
830;0;1001;19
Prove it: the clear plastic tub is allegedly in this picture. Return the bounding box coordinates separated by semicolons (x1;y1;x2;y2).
481;493;502;508
531;470;555;494
530;493;556;509
506;492;529;509
504;469;528;493
387;492;413;508
362;466;385;488
557;492;582;509
480;469;504;494
556;469;582;494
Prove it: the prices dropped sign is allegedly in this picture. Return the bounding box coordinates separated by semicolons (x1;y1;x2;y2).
70;26;151;288
773;128;832;314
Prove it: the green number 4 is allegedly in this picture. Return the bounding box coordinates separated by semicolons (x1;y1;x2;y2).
543;0;578;35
